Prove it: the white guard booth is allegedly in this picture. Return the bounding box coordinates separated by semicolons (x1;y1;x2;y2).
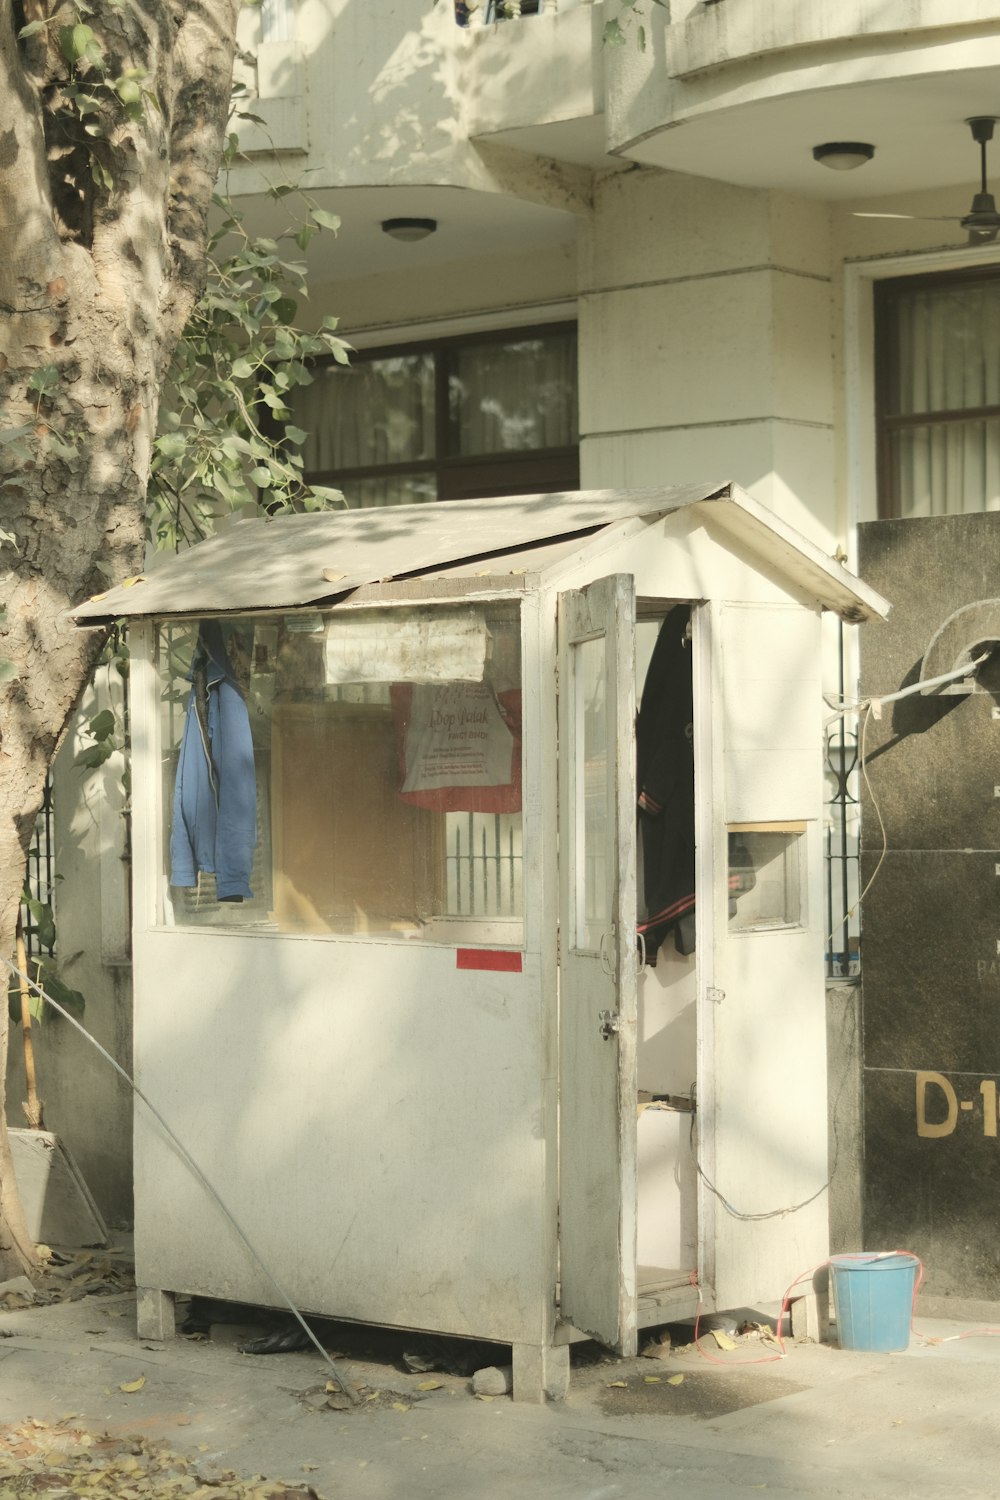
74;483;889;1401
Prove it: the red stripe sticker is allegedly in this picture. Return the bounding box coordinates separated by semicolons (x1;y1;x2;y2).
456;949;523;973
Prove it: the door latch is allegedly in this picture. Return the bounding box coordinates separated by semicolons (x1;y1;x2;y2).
598;1009;620;1040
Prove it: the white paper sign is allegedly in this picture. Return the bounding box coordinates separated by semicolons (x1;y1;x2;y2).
325;612;487;684
402;682;514;793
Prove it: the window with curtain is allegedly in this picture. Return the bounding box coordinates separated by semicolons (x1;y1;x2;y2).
875;268;1000;519
260;0;295;42
289;324;579;508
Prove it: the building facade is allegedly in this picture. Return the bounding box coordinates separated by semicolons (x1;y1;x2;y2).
13;1;1000;1280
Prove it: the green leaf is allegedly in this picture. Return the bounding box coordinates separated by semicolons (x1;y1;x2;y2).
249;465;274;487
27;365;59;395
603;17;625;43
58;22;91;62
88;708;116;741
231;357;255;378
48;434;79;462
284;425;308;446
155;432;187;460
309;208;341;233
304;485;346;509
17;19;49;38
23;896;56;953
76;741;114;769
260;388;290;415
38;971;86;1022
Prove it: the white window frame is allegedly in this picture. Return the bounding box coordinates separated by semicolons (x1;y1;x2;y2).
843;243;1000;571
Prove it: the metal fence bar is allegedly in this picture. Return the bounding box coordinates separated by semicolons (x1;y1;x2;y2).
21;773;56;959
825;618;860;980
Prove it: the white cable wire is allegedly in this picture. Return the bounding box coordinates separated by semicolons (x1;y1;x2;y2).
824;651;990;727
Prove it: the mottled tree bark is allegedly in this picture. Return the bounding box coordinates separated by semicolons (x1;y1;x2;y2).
0;0;241;1279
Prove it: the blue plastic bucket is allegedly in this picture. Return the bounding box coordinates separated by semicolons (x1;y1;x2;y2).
829;1253;919;1352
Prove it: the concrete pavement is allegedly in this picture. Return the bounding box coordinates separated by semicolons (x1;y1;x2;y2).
1;1282;997;1499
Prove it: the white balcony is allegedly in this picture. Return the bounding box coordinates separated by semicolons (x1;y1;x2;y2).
229;0;606;286
607;1;1000;207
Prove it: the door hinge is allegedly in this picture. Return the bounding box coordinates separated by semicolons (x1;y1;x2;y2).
706;986;725;1005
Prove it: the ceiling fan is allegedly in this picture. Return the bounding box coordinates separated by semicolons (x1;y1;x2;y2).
854;116;1000;245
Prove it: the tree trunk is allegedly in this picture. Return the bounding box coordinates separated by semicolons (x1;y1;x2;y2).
0;0;241;1281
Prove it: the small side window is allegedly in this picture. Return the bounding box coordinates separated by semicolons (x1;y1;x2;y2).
727;823;806;933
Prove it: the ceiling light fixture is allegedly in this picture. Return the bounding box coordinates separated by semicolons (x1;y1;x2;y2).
381;218;438;242
812;142;875;171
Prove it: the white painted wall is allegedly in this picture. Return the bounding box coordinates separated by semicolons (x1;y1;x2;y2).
5;676;133;1228
129;605;559;1349
665;1;1000;77
578;169;838;549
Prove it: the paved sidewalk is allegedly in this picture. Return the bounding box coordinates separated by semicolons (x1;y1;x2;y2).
1;1285;998;1499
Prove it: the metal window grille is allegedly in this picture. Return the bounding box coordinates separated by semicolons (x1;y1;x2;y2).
446;812;522;917
825;621;860;980
21;774;56;959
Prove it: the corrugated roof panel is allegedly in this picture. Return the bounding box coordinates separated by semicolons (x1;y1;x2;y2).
71;486;722;622
69;482;891;625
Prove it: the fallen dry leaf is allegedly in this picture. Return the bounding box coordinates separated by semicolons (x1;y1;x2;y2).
119;1376;146;1394
416;1380;443;1391
667;1374;684;1386
709;1329;739;1351
0;1422;327;1500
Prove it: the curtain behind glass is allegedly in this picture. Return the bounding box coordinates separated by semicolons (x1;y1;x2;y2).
450;333;578;456
293;354;435;476
891;281;1000;517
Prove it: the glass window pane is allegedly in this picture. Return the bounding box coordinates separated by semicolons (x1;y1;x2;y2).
260;0;294;41
890;418;1000;518
574;635;608;952
291;353;435;474
159;604;523;945
449;331;578;456
888;281;1000;417
342;475;437;508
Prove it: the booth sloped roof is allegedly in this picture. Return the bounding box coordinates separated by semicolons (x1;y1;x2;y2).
71;483;890;625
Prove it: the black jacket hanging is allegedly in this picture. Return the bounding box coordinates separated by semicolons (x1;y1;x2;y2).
636;605;695;961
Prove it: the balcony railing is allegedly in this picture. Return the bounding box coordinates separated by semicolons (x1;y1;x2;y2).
459;0;561;24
